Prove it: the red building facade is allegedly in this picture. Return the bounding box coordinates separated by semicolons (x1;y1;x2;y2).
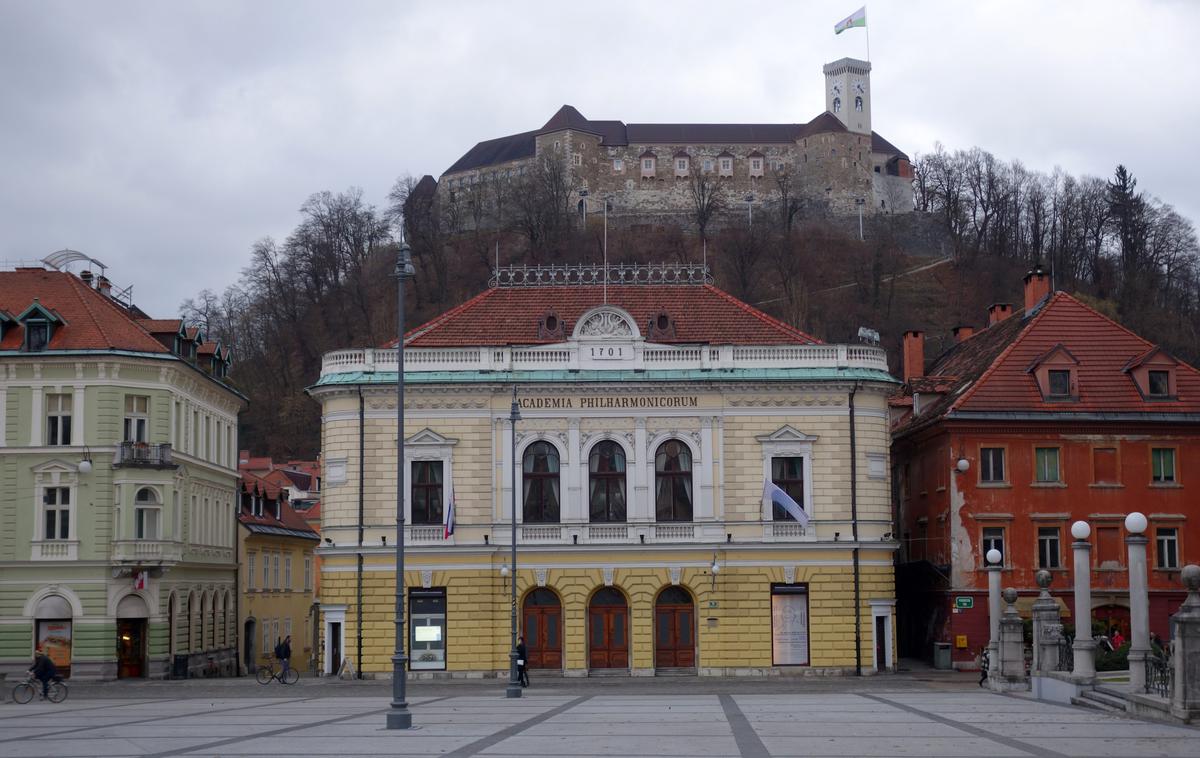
892;268;1200;667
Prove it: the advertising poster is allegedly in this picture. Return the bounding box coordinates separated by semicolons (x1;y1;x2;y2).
771;589;809;665
37;620;72;673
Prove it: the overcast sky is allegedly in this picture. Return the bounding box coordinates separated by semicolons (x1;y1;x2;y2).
2;0;1196;317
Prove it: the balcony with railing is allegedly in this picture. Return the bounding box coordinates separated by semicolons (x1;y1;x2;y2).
113;442;176;469
391;519;816;547
112;539;184;563
320;342;890;380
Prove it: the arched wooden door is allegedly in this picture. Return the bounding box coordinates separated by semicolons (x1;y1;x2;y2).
588;587;629;670
521;588;562;669
654;586;695;669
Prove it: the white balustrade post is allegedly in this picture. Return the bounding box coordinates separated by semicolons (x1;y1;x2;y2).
1071;520;1096;681
1125;512;1150;693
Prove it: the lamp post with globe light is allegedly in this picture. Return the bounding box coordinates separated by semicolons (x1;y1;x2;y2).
1125;511;1150;692
1071;520;1096;680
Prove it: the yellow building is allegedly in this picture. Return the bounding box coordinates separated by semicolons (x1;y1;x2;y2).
236;471;319;673
310;264;898;677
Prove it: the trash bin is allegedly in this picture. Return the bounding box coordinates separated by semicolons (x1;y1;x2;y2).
172;654;189;679
933;642;952;670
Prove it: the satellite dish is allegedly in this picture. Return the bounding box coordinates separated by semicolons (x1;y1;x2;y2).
42;249;107;272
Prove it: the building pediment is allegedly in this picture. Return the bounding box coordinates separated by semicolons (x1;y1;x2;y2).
755;425;820;444
406;428;459;447
572;306;640;340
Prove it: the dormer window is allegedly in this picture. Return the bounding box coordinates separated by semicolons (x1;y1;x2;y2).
1149;370;1170;397
17;301;64;352
647;309;676;341
537;309;566;341
1026;343;1079;402
748;154;764;178
26;321;49;351
1123;346;1179;400
674;154;689;178
718;155;733;177
1048;370;1071;398
640;152;656;180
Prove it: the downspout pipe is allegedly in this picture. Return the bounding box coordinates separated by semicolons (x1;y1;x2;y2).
357;387;365;679
850;382;862;676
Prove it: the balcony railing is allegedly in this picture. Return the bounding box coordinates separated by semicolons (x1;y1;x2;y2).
113;442;176;469
112;539;183;563
1146;652;1172;698
31;540;78;561
320;342;890;379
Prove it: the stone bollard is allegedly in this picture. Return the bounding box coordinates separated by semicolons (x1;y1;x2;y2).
1031;569;1063;674
1171;564;1200;722
997;587;1028;689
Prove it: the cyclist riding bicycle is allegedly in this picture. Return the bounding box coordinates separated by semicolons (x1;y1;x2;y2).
28;649;59;700
275;635;292;680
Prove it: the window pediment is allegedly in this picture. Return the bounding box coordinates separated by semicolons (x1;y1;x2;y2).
755;425;819;444
406;428;459;447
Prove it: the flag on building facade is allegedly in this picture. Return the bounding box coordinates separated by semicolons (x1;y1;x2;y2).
444;487;456;538
835;6;867;34
764;481;809;526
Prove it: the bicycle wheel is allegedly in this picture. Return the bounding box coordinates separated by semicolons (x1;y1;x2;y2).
256;667;273;685
281;668;299;685
47;681;67;703
11;682;35;704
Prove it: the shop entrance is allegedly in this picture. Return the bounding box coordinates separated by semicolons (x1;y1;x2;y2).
521;588;562;669
654;586;695;670
116;594;150;678
587;587;628;670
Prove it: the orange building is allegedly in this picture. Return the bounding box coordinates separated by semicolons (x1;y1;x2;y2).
892;267;1200;668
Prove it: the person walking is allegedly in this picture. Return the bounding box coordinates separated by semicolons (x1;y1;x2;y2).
28;649;58;700
516;636;529;688
978;647;989;688
278;635;292;678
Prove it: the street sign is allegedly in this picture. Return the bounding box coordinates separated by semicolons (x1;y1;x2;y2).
707;600;719;608
955;596;973;610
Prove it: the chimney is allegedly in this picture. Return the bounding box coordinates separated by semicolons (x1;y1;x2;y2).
96;275;112;296
239;449;250;465
79;270;94;287
952;325;974;343
902;330;925;382
1023;263;1051;312
988;303;1013;326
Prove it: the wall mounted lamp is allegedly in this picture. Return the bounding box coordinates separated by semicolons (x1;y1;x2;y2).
955;457;969;473
77;446;93;474
500;562;510;591
710;554;721;590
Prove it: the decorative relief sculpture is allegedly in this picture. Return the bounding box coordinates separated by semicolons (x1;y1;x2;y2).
578;310;634;337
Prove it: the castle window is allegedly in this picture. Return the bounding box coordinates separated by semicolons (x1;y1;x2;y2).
613;158;623;172
702;159;713;173
874;166;881;173
641;154;656;179
719;157;733;176
833;97;841;113
675;158;688;175
749;157;763;178
572;153;582;167
855;96;863;111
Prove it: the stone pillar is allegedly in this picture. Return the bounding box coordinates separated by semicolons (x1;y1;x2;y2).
1171;565;1200;722
1031;569;1063;674
1071;521;1096;681
998;587;1028;686
985;548;1002;686
1125;512;1150;693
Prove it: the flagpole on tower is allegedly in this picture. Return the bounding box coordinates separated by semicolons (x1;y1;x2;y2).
866;16;871;62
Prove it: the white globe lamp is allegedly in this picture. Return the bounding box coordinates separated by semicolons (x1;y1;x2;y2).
1124;512;1148;535
986;548;1002;566
1071;521;1091;540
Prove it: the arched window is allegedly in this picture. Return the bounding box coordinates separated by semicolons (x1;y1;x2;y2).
654;440;693;522
134;487;160;540
771;457;805;521
833;97;841;113
523;442;560;523
855;96;863;112
589;441;626;522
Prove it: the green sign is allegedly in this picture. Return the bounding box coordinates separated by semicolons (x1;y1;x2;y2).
955;596;974;610
707;600;719;609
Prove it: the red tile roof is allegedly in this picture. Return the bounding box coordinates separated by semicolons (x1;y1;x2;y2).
0;269;170;353
394;284;819;348
894;292;1200;435
238;472;318;536
137;318;184;334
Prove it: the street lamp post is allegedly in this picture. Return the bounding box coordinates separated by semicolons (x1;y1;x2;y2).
1070;520;1096;680
506;388;523;698
1125;511;1150;692
386;240;415;730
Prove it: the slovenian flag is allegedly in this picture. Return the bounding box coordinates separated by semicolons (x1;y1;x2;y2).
764;481;810;526
444;487;455;538
835;6;867;34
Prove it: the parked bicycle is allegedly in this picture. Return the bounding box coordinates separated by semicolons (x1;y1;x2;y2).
12;674;67;703
256;656;298;685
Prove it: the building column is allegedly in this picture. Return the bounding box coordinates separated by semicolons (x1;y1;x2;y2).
1071;521;1096;681
1125;512;1150;693
986;552;1002;686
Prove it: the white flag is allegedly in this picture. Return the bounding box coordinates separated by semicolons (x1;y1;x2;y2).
764;481;809;526
443;487;455;539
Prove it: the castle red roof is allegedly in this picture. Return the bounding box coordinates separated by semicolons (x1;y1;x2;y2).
394;284;818;348
0;269;170;353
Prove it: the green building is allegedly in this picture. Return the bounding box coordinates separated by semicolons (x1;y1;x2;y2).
0;264;245;679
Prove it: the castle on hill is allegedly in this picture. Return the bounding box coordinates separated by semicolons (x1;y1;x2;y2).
422;58;914;231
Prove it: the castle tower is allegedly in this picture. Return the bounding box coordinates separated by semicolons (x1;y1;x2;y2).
823;58;872;135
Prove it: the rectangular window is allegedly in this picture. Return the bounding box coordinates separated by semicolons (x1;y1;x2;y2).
248;554;257;591
770;584;809;666
411;461;444;525
676;159;687;171
1148;370;1170;397
572;153;582;166
284;556;292;590
1093;447;1119;484
642;159;654;171
1097;526;1123;568
980;447;1006;483
43;487;70;540
304;556;312;592
702;159;713;172
982;527;1005;564
1037;527;1061;569
26;321;50;351
1034;447;1061;483
263;622;272;660
273;554;280;590
135;507;159;540
263;554;271;590
720;158;732;172
1048;369;1071;397
1152;448;1176;483
46;393;72;446
612;158;623;172
123;395;149;442
284;618;292;638
751;158;762;171
770;457;805;521
1156;528;1179;569
409;589;447;670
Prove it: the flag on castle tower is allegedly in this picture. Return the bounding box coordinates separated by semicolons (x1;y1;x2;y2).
835;6;867;34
